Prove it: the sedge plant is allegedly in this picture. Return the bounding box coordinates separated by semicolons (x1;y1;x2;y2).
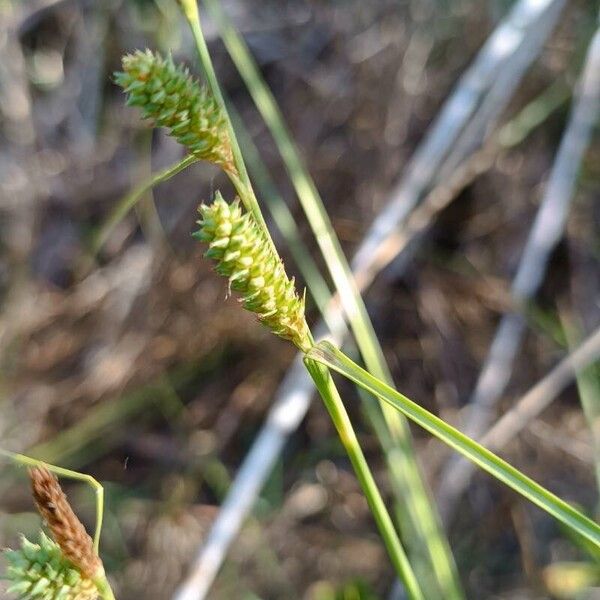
5;5;596;599
92;31;572;600
5;10;596;600
186;3;463;598
179;6;600;596
115;44;424;598
113;7;600;597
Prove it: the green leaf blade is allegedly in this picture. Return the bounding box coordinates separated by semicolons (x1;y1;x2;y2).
307;341;600;549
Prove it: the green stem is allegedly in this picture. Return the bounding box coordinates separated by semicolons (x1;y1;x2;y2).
304;359;424;600
89;154;198;258
178;0;276;257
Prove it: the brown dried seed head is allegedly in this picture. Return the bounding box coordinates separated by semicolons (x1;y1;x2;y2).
29;466;103;578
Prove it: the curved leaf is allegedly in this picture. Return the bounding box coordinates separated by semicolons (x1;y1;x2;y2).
306;341;600;549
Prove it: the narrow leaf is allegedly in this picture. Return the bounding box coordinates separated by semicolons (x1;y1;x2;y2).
306;341;600;548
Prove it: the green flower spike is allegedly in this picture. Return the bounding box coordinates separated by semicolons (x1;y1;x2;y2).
115;49;234;173
195;193;311;352
3;532;99;600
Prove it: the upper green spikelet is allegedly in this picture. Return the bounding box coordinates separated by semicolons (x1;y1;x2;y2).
3;532;99;600
115;49;234;173
195;193;311;352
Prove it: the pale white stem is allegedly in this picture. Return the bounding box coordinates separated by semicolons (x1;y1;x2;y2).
437;19;600;525
351;0;562;274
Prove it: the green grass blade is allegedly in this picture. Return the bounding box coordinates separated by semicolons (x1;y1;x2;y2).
202;2;463;597
307;341;600;549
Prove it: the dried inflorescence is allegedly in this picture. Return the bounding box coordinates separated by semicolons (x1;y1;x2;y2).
4;532;98;600
29;468;102;580
195;193;311;351
115;49;234;173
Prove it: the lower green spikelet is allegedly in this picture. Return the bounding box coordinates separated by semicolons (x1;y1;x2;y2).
195;193;312;352
3;532;99;600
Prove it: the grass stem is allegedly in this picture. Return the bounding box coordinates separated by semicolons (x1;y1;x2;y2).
178;0;276;257
304;359;424;600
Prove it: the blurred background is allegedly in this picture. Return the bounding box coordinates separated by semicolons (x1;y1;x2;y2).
1;0;599;598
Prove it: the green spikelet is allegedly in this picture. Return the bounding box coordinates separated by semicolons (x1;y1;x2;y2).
3;532;99;600
195;193;311;351
115;49;234;172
